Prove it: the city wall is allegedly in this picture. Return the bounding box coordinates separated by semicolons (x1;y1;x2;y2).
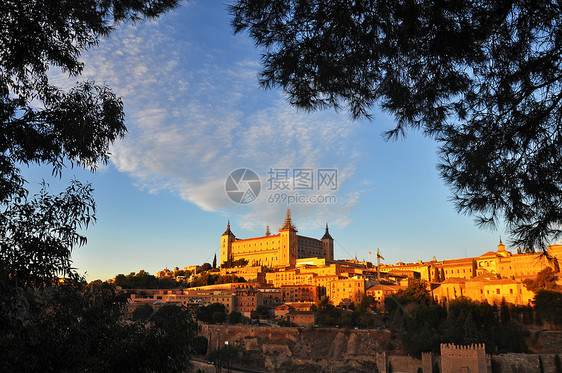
200;324;562;373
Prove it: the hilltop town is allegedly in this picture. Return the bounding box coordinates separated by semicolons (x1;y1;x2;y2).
119;210;562;327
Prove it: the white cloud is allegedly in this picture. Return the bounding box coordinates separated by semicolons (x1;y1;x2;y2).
48;4;364;232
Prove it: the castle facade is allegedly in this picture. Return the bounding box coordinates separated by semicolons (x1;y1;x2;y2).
220;210;334;268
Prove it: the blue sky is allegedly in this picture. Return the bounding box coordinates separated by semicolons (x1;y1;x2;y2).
28;1;510;281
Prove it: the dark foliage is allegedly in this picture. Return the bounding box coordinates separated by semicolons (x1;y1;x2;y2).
228;310;243;324
533;289;562;328
0;1;193;371
0;281;199;373
230;0;562;249
208;344;240;373
114;270;178;289
524;267;561;292
192;335;209;356
1;0;181;284
385;278;432;314
197;302;227;323
383;290;530;356
221;258;249;269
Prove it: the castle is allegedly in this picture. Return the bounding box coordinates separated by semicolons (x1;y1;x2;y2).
220;210;334;268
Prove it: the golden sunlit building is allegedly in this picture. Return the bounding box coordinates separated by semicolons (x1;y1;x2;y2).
327;276;366;305
433;272;535;306
366;283;404;304
220;210;334;268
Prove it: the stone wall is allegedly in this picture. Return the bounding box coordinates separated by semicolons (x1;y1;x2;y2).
201;324;399;372
199;325;562;373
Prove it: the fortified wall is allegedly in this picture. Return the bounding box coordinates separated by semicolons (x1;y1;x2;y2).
200;325;562;373
441;343;490;373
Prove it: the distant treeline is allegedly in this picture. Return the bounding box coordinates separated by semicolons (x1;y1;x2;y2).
112;269;246;289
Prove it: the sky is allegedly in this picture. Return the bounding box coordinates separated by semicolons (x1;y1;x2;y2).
25;0;511;281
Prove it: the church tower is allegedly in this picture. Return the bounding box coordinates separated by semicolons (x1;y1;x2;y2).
322;223;334;260
220;220;236;267
497;237;509;257
279;209;298;267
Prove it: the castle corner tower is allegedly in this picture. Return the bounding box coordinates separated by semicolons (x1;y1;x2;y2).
322;223;334;260
279;209;298;267
220;220;236;267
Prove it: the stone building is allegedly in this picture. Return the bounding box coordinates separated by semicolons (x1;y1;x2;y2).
440;343;491;373
433;272;536;306
220;210;334;268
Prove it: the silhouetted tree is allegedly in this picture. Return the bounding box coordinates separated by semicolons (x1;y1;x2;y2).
524;267;561;292
230;0;562;249
0;2;189;370
533;289;562;328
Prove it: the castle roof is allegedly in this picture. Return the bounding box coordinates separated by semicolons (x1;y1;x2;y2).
322;222;333;240
280;209;297;232
222;220;235;237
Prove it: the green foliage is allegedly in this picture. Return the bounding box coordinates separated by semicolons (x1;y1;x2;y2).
357;295;378;313
230;0;562;249
213;311;226;324
0;181;95;287
0;281;199;373
386;295;529;356
524;267;561;293
220;258;249;269
275;318;294;327
385;278;432;314
187;271;245;288
533;289;562;328
132;304;154;321
315;297;340;327
196;303;227;323
208;345;240;373
1;0;181;288
114;270;178;289
228;311;243;324
192;336;209;356
0;1;199;371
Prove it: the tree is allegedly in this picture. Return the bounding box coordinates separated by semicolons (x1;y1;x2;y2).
533;289;562;328
386;278;432;313
208;345;240;373
132;304;154;321
228;311;243;324
524;267;561;292
1;280;200;372
1;0;180;283
213;254;217;269
230;0;562;249
1;1;188;371
192;336;209;356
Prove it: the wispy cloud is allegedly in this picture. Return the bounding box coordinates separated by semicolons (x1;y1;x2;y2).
49;5;363;232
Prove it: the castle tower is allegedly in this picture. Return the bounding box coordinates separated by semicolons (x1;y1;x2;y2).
497;237;506;252
220;220;236;267
496;237;510;257
279;209;297;267
321;222;334;260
